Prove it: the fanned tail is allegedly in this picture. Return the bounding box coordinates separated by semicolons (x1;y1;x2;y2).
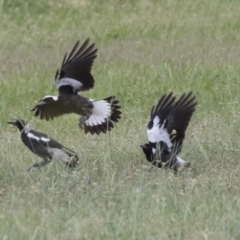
79;96;122;135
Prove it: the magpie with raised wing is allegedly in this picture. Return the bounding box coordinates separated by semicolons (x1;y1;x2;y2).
7;119;79;171
31;39;121;135
140;92;197;172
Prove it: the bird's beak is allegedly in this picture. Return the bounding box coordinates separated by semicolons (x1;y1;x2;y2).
7;120;17;126
140;144;145;149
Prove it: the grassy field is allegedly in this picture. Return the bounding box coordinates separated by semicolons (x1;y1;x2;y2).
1;0;240;239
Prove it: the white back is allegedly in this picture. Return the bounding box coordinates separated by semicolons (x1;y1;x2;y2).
147;116;173;150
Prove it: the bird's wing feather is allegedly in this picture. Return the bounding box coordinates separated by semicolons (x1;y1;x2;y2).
150;92;176;125
147;92;176;150
55;39;97;92
31;95;73;121
166;92;197;154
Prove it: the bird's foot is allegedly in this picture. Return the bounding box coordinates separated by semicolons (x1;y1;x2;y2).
66;156;79;169
27;159;51;172
185;162;191;168
27;163;42;172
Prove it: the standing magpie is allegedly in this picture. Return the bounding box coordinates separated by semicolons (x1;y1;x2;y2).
7;119;79;171
140;92;197;172
31;38;122;135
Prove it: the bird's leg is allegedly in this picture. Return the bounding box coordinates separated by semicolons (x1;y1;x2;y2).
185;162;191;168
173;164;178;174
27;158;52;172
153;158;162;168
78;116;87;129
79;115;91;129
164;155;177;171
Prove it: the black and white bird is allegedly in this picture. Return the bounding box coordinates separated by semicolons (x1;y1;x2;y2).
140;92;197;172
31;38;122;135
8;119;79;171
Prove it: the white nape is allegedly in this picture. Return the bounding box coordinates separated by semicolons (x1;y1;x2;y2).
43;95;58;101
24;124;32;134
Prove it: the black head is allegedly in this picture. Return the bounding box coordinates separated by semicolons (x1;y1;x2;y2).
140;143;163;168
140;143;153;163
7;119;27;131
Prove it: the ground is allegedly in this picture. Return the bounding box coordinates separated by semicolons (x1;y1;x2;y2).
0;0;240;239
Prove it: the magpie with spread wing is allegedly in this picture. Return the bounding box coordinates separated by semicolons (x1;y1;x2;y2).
8;119;79;171
140;92;197;171
31;39;121;135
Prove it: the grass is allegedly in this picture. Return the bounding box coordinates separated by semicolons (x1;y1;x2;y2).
1;0;240;239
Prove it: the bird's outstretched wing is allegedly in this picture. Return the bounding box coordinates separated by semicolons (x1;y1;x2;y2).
150;92;176;125
31;95;74;121
166;92;197;154
147;92;176;150
55;39;98;92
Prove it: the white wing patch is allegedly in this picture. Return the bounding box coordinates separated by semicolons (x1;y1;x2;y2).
147;116;173;150
40;137;50;142
147;116;160;143
56;77;83;91
85;100;111;126
27;133;40;141
27;133;50;142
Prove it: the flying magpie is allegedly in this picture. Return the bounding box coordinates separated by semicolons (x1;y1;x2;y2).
140;92;197;172
31;38;122;135
7;119;79;171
